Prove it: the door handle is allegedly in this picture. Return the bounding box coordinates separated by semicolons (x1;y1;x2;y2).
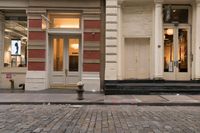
65;69;68;77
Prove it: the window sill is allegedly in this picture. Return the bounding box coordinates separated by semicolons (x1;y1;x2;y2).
1;67;27;74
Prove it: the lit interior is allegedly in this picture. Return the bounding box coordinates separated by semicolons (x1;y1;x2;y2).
4;15;27;67
53;38;64;71
69;38;79;71
69;39;79;55
52;18;80;28
178;29;188;72
164;28;174;72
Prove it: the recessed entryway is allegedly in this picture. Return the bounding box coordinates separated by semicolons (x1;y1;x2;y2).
49;35;81;87
163;26;190;80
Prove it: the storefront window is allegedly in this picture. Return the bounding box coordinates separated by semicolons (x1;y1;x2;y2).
68;38;79;71
4;16;27;67
49;14;80;29
164;28;174;72
53;38;64;71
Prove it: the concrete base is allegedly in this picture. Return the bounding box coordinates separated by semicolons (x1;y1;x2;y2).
25;71;47;91
82;72;100;92
0;68;26;89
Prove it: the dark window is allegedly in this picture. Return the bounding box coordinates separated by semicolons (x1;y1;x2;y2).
163;6;189;24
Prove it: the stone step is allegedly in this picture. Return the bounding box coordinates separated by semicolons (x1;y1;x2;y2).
104;81;200;95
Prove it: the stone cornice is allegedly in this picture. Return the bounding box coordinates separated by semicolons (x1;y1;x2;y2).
154;0;164;4
26;8;46;15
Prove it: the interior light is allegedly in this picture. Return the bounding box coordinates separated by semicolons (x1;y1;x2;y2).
166;29;173;35
70;43;79;49
59;25;79;28
5;29;12;32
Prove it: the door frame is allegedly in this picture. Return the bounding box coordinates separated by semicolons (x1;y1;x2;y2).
163;24;191;80
48;34;82;87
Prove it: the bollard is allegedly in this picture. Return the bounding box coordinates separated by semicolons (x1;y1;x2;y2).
19;83;25;90
9;79;14;89
76;81;84;100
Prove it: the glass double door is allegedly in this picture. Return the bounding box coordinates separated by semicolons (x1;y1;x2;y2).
164;26;190;80
50;35;81;87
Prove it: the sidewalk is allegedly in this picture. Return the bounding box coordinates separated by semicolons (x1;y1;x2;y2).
0;89;200;105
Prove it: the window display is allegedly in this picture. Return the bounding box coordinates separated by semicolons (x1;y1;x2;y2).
3;16;27;67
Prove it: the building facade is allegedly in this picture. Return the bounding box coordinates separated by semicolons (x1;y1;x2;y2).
1;0;200;92
105;0;200;83
0;0;105;91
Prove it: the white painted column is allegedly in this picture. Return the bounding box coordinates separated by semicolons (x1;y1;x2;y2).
117;2;122;80
154;0;163;79
0;12;4;88
194;0;200;79
105;0;118;80
0;12;4;69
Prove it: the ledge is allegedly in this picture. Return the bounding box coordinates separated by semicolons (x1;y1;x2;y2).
1;67;27;74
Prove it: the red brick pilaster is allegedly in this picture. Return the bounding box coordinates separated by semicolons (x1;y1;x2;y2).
83;20;101;72
27;14;46;71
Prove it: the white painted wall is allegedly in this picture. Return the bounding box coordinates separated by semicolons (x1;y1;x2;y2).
0;68;26;89
25;71;47;91
120;4;153;79
82;72;100;92
122;5;153;37
105;0;118;80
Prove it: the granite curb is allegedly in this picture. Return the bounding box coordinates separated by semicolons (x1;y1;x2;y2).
0;101;200;106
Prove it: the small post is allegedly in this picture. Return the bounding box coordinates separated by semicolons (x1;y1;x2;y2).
19;84;25;90
9;79;14;90
76;81;84;100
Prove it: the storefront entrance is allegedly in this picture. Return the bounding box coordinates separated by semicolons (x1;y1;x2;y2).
163;26;190;80
49;35;81;87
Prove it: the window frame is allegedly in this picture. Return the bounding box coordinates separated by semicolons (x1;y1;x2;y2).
3;15;28;68
49;13;81;30
163;5;191;25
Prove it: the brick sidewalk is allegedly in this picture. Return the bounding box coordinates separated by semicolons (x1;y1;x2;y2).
0;105;200;133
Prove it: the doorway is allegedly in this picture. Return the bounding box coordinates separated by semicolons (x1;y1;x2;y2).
163;26;190;80
125;38;150;79
49;35;81;87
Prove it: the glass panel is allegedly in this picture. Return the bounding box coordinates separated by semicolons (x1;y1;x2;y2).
4;17;27;67
52;18;80;28
49;14;80;29
171;9;188;23
178;29;188;72
163;6;188;23
53;38;64;71
68;38;79;71
164;28;174;72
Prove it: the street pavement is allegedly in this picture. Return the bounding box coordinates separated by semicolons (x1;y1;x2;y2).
0;105;199;133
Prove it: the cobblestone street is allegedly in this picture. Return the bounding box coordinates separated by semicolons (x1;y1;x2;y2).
0;105;199;133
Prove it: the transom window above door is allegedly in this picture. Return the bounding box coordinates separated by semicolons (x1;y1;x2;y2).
163;5;190;24
49;13;80;29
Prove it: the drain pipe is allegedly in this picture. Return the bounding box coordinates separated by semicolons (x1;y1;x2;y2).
9;79;14;89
